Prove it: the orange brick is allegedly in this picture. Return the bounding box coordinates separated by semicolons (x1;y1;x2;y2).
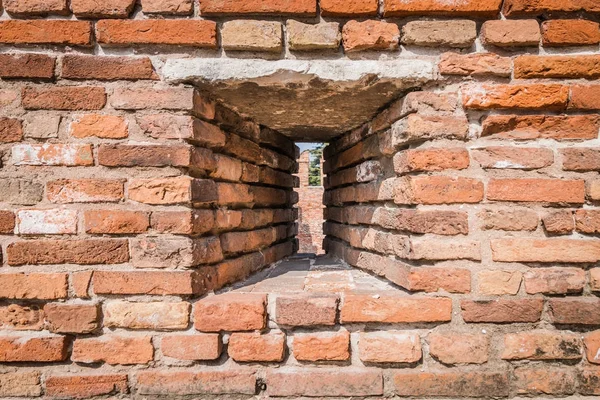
384;0;502;17
96;20;217;47
45;375;128;399
62;55;157;80
542;19;600;46
439;53;512;77
70;0;135;17
194;293;266;332
70;114;128;139
228;331;285;362
7;239;129;266
293;331;350;361
0;20;91;46
570;85;600;110
524;267;585;295
0;211;15;233
341;294;452;323
275;295;338;326
93;270;204;296
321;0;377;16
393;148;469;174
502;331;582;360
514;367;576;395
491;238;600;263
515;55;600;79
482;114;599;140
200;0;316;15
428;332;489;364
503;0;600;17
47;179;124;203
463;84;569;111
481;20;540;47
0;118;23;143
342;20;400;52
72;336;153;365
461;299;543;323
0;335;68;362
359;331;421;363
0;273;68;300
395;176;484;205
488;179;584;203
0;54;55;79
161;334;221;360
44;303;99;334
472;147;553;170
4;0;68;15
141;0;193;14
22;86;106;110
84;210;149;234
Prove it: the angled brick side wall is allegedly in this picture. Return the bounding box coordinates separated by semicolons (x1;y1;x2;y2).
295;150;325;253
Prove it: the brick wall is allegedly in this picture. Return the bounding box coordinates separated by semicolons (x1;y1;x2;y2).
295;150;325;253
1;0;600;397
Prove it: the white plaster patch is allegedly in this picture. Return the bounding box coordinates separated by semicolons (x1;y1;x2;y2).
16;209;78;235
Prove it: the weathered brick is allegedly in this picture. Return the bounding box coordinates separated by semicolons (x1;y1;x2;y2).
542;19;600;46
44;303;99;334
392;371;508;397
96;20;217;47
503;0;600;16
24;114;60;139
524;267;585;295
111;87;193;110
138;114;193;139
384;114;468;153
136;370;256;395
439;52;512;77
385;0;502;17
481;20;540;47
478;270;522;295
62;55;156;80
408;267;471;293
199;0;316;15
0;178;43;205
0;20;91;46
581;369;600;395
395;176;484;205
549;298;600;325
482;114;600;140
461;299;543;323
71;0;135;17
12;144;93;166
491;238;600;263
128;177;196;205
98;144;191;167
228;331;285;362
473;147;553;170
161;334;221;360
93;270;203;296
570;85;600;110
514;367;576;395
478;208;538;231
402;20;476;48
515;55;600;79
275;295;338;326
429;332;489;364
7;239;129;266
0;211;15;234
221;20;283;52
372;207;468;235
16;209;78;235
0;118;22;143
321;0;377;16
0;335;68;362
104;301;189;330
287;20;340;51
294;331;350;361
141;0;193;14
70;114;128;139
22;86;105;110
151;210;214;235
267;369;383;397
488;179;584;203
544;208;574;234
0;273;67;300
131;236;222;268
585;331;600;364
463;84;569;111
194;293;266;332
84;210;149;234
562;148;600;171
341;294;451;323
410;239;480;261
342;20;400;52
45;374;128;399
0;54;55;79
72;336;153;365
0;371;41;397
359;331;421;363
502;331;582;360
47;179;124;203
0;304;44;331
576;210;600;233
394;148;469;174
4;0;67;15
72;271;92;298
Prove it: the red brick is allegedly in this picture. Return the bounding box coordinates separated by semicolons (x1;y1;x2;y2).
141;0;193;14
131;236;222;268
549;298;600;325
275;295;338;326
373;207;468;235
200;0;316;15
8;239;128;266
408;267;471;293
0;273;67;300
136;370;256;395
461;299;543;323
502;331;582;360
481;20;540;47
267;369;383;397
393;148;469;174
62;55;157;80
93;270;203;296
341;294;452;323
0;335;68;362
392;371;508;397
384;0;502;17
192;119;227;148
342;20;400;52
395;176;484;205
514;367;576;395
429;332;489;364
22;86;105;110
70;114;128;139
472;147;553;170
439;52;512;77
294;331;350;361
359;331;421;363
98;144;191;167
84;210;148;234
229;331;285;362
0;211;15;234
543;210;575;234
0;20;91;46
570;85;600;110
515;55;600;79
524;267;585;295
194;293;266;332
47;179;124;203
45;374;128;399
463;84;569;111
96;20;217;47
542;19;600;46
72;271;92;298
71;0;135;17
4;0;68;15
562;148;600;171
0;371;41;397
0;54;55;79
0;118;23;143
491;238;600;263
503;0;600;17
44;303;99;334
72;336;153;365
488;179;584;204
321;0;377;16
151;210;214;235
161;334;221;360
482;114;600;140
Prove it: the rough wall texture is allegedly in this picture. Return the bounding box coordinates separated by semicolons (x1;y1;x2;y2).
1;0;600;398
295;150;324;254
